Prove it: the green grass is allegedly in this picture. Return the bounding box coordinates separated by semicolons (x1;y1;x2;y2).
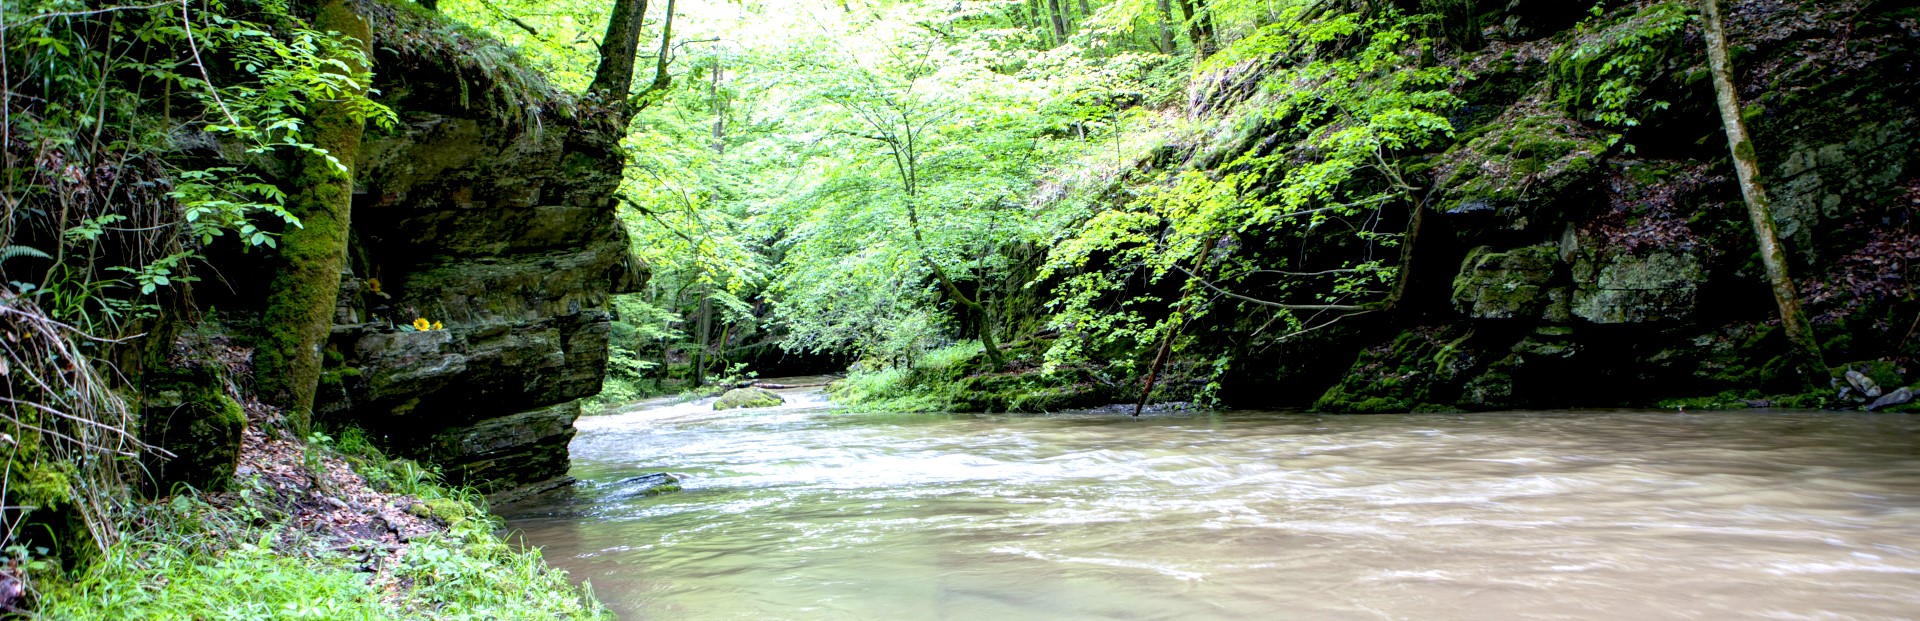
36;497;396;620
36;429;612;620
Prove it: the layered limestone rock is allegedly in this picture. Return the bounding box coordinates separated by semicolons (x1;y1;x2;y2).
307;5;642;501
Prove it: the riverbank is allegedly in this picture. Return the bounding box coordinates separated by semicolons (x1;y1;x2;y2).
34;398;610;620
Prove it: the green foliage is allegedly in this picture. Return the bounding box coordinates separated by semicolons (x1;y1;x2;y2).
38;501;395;621
2;0;394;336
1551;2;1691;132
1040;8;1461;395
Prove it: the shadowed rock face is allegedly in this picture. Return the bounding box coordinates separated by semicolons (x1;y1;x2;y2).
311;14;643;502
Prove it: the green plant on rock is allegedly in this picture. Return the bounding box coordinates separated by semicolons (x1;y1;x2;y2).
1042;7;1462;401
1551;2;1690;134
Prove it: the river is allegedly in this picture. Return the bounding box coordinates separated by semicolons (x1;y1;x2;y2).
501;389;1920;620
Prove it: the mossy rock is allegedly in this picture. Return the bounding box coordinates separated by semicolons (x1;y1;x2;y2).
1452;244;1561;319
1313;328;1484;413
1432;105;1613;230
425;497;470;521
1570;248;1703;323
714;387;785;410
141;372;247;494
1832;360;1905;393
1546;2;1690;126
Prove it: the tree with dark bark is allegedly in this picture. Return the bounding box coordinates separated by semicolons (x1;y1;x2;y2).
590;0;677;120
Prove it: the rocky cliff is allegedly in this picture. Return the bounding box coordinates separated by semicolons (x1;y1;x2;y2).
920;0;1920;414
1242;0;1920;412
305;3;641;501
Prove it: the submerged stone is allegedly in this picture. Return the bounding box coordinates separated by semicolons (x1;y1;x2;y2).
610;473;683;498
715;387;785;410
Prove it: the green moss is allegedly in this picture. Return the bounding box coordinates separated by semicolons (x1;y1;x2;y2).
713;387;785;410
1452;244;1560;319
1433;109;1613;227
423;497;470;521
1547;2;1691;127
1313;328;1486;413
318;367;363;389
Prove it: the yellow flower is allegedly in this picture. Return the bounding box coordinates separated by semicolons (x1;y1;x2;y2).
432;321;444;331
412;318;431;331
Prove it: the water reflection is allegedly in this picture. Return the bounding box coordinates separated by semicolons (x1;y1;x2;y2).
505;402;1920;620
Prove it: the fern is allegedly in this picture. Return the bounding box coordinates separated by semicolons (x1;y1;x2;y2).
0;245;52;267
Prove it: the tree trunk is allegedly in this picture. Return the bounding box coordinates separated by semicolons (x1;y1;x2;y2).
1173;0;1213;59
1028;0;1055;45
589;0;649;103
1700;0;1826;386
644;0;676;98
711;59;724;154
1133;323;1175;417
1077;0;1092;21
694;59;725;387
694;286;711;387
257;0;371;431
1154;0;1175;54
1046;0;1069;41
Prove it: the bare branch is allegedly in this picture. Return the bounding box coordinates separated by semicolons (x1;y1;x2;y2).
1172;265;1370;311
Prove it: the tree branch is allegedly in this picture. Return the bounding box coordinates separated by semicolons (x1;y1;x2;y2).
1172;265;1370;311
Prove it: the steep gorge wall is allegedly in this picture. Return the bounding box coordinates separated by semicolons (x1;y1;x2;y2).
302;3;641;501
1250;0;1920;411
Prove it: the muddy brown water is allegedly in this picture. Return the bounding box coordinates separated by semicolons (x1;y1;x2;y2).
502;394;1920;620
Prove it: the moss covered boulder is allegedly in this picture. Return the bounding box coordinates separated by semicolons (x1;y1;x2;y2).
1570;248;1703;323
1432;102;1613;231
1313;328;1482;413
1452;244;1561;319
714;387;785;410
141;374;247;493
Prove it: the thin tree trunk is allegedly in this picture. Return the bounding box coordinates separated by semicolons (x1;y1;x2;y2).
1046;0;1068;41
1077;0;1092;22
257;0;370;431
1154;0;1175;54
693;58;725;387
1133;323;1175;417
1029;0;1055;45
644;0;676;97
711;59;724;154
1700;0;1826;385
695;286;711;387
1196;0;1217;57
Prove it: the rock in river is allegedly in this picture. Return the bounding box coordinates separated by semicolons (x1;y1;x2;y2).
714;387;785;410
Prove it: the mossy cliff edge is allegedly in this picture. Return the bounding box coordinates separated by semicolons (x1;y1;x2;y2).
319;2;643;502
183;1;645;502
850;0;1920;414
1241;0;1919;412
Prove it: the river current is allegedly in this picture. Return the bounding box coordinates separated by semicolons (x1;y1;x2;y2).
502;389;1920;620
